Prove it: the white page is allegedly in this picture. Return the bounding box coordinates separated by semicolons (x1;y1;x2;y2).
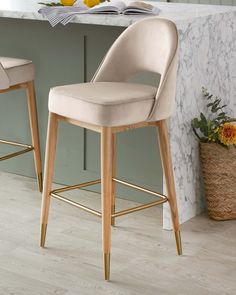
87;0;126;13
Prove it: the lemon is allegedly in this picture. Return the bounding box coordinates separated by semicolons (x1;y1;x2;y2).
60;0;76;6
83;0;100;8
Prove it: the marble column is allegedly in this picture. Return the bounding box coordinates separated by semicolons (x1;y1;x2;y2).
163;10;236;229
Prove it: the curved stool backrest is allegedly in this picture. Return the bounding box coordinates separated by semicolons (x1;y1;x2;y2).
93;17;179;121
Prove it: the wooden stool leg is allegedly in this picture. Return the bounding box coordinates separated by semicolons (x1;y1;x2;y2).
111;133;116;226
101;127;113;280
26;81;43;192
156;120;182;255
40;112;58;247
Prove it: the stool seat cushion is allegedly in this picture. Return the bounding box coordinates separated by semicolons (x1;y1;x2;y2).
0;57;34;87
49;82;156;127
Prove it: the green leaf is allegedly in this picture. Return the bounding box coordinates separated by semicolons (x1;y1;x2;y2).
211;103;222;113
207;102;214;107
192;128;201;140
218;112;226;116
207;94;213;100
200;125;209;137
213;99;221;106
200;112;207;122
191;118;200;128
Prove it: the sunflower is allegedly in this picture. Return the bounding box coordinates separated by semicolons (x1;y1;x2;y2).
218;123;236;146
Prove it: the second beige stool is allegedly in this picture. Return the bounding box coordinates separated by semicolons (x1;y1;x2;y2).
0;57;42;192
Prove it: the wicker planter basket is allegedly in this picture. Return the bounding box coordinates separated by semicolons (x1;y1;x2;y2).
200;142;236;220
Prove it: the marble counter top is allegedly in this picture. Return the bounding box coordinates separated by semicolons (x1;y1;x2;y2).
0;0;235;27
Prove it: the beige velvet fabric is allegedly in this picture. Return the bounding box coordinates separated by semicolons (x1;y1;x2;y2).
49;18;179;126
0;57;34;90
49;82;156;126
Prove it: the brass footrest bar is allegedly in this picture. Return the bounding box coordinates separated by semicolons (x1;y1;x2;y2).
51;179;101;194
50;178;168;219
51;192;102;217
113;178;167;200
0;139;34;161
112;198;167;218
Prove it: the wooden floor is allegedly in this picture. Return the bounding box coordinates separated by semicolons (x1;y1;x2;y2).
0;171;235;295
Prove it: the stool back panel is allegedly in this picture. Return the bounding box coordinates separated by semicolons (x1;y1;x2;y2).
92;18;179;121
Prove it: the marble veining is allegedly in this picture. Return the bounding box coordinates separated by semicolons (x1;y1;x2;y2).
0;0;235;228
163;10;236;229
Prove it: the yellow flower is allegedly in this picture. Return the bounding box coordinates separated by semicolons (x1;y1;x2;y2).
218;122;236;146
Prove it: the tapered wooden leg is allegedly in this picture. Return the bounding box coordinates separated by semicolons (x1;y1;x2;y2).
40;112;58;247
101;127;113;280
26;81;43;192
111;133;116;226
156;120;182;255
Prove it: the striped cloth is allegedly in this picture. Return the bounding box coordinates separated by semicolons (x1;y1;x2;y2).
38;1;88;27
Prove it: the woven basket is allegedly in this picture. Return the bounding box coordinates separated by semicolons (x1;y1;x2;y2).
200;142;236;220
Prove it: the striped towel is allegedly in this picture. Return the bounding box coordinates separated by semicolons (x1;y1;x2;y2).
38;1;88;27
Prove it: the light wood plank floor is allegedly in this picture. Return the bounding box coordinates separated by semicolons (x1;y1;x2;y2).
0;171;235;295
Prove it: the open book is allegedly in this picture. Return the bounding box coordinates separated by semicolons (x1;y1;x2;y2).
84;1;160;15
39;1;161;27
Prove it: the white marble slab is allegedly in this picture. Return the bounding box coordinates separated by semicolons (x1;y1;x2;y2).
0;0;235;229
0;0;235;27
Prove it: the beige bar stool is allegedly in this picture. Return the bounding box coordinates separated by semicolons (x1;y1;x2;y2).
0;57;42;192
40;18;182;280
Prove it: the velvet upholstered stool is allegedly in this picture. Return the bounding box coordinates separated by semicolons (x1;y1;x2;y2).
40;18;182;280
0;57;42;191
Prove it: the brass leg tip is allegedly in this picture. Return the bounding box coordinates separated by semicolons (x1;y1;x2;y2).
37;172;43;193
40;224;47;247
104;253;110;281
175;230;182;255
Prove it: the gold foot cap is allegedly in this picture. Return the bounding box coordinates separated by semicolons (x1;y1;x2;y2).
104;253;110;281
40;224;47;247
175;230;182;255
37;172;43;193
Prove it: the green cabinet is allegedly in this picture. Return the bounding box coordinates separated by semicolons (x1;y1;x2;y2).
0;19;162;203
